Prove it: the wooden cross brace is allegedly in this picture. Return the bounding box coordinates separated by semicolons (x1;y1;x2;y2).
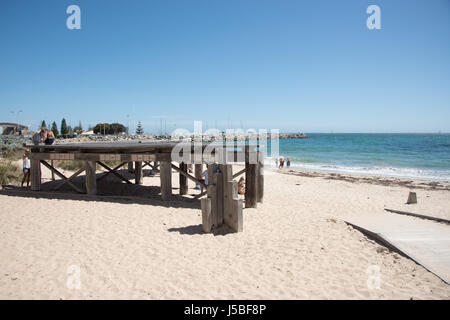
232;168;246;179
170;163;207;189
97;161;133;184
40;160;85;193
143;161;160;172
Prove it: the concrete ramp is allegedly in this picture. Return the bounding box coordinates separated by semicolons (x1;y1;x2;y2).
346;214;450;284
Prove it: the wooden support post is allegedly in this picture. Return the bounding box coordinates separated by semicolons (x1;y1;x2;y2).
127;162;134;173
50;160;55;181
245;162;258;208
160;161;172;200
214;172;224;227
30;159;41;191
257;153;264;203
207;163;218;227
219;164;232;228
179;162;188;195
85;161;97;195
231;198;244;232
135;161;143;185
224;180;243;232
201;198;212;233
194;163;203;190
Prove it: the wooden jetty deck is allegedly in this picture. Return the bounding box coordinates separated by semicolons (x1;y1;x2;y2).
346;213;450;284
27;141;265;233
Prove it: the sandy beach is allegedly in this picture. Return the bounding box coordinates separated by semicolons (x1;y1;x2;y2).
0;163;449;300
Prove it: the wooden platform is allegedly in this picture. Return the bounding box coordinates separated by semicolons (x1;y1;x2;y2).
346;214;450;284
26;141;265;233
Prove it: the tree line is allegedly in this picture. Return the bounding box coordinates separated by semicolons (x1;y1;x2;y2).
40;119;86;138
40;119;144;137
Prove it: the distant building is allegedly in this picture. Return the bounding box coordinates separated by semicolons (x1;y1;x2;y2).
0;122;29;135
80;130;94;136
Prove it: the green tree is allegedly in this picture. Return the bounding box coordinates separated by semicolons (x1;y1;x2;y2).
136;121;144;135
93;123;126;135
93;123;109;135
73;121;83;134
51;121;59;136
40;120;47;129
60;118;68;135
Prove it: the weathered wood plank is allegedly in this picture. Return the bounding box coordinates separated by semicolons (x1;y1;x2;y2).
50;160;55;181
85;161;97;195
127;162;134;173
224;180;243;232
257;154;264;203
201;198;212;233
135;161;143;185
219;164;232;228
214;172;224;227
232;167;246;179
231;199;243;232
194;164;203;179
207;163;218;226
245;163;258;208
40;160;84;193
160;161;172;200
179;162;188;195
171;163;207;189
30;159;41;191
54;167;85;191
97;162;132;184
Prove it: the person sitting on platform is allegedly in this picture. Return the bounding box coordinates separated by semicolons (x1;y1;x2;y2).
32;130;42;145
42;128;55;145
32;127;55;145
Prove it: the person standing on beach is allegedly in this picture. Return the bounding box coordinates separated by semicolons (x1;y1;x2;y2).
279;158;284;169
21;150;31;187
287;158;291;168
275;158;278;168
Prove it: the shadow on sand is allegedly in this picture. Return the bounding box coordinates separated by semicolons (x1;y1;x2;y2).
0;169;201;210
168;224;236;236
1;169;240;235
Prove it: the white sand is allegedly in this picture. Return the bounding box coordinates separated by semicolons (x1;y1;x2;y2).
0;164;449;299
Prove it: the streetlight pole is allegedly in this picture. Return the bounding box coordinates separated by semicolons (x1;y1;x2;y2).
17;110;22;135
127;114;130;136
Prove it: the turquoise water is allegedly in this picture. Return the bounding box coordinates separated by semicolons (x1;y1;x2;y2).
266;134;450;181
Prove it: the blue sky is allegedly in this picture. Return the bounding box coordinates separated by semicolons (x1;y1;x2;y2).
1;0;449;133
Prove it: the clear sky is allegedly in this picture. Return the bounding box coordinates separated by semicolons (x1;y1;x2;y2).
1;0;449;133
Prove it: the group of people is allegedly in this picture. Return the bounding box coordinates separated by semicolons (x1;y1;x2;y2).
32;127;55;145
275;157;291;169
21;127;56;188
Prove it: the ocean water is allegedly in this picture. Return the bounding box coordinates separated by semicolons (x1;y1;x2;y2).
266;133;450;181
